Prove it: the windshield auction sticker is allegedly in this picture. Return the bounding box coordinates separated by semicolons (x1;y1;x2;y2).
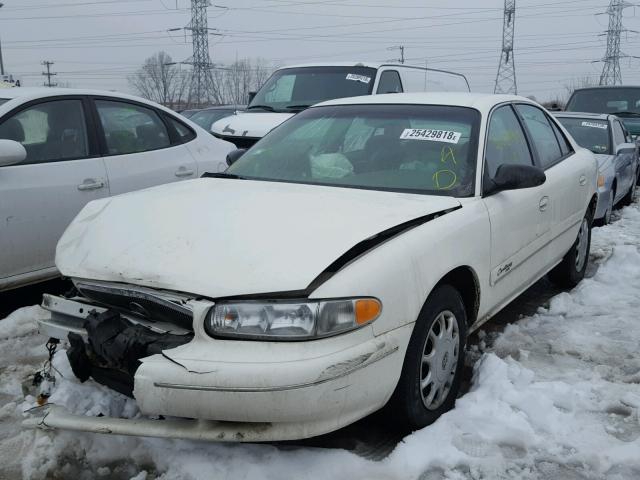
400;128;462;144
581;121;608;129
345;73;371;84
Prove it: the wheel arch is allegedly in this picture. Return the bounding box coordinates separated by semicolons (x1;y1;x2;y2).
589;193;598;222
431;266;480;328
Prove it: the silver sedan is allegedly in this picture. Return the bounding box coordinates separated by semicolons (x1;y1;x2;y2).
555;112;638;224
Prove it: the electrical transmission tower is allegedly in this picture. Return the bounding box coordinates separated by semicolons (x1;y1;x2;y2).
183;0;218;107
41;61;57;87
599;0;632;86
494;0;517;95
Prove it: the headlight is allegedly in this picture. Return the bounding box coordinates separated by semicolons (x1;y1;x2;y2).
205;298;382;340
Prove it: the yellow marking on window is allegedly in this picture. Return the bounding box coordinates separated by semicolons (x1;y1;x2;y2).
441;146;457;165
433;169;457;190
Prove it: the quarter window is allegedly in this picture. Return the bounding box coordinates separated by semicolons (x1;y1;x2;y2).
515;104;562;169
485;105;533;178
0;99;88;165
376;71;403;94
96;100;170;155
167;116;196;143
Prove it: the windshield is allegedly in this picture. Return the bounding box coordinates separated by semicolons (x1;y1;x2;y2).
556;117;611;154
227;104;480;197
248;66;376;113
190;109;235;130
566;88;640;115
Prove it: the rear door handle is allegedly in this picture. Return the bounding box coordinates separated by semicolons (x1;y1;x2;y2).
77;179;105;191
539;196;549;212
175;167;195;178
579;175;587;186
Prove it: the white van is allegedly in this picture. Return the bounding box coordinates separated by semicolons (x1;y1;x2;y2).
211;62;470;149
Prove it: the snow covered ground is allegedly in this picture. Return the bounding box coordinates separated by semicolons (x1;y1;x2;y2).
1;199;640;480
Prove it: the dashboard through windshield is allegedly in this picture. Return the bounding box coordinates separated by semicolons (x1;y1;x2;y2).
227;104;481;197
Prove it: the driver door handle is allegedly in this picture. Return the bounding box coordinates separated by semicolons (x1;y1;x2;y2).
175;167;195;178
539;196;549;212
77;179;105;191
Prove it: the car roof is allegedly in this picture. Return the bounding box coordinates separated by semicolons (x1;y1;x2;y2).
553;111;612;121
314;92;530;112
572;86;640;92
282;61;409;70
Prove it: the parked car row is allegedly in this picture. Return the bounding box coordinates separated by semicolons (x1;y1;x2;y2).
28;92;600;443
4;63;635;444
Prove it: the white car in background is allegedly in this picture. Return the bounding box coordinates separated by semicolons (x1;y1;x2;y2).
31;93;597;442
0;88;233;292
211;62;471;149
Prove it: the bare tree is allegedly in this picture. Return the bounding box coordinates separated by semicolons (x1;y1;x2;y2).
213;58;272;105
563;75;598;103
129;52;190;109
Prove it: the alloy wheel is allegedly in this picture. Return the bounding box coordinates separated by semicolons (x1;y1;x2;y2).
420;310;459;410
574;218;589;272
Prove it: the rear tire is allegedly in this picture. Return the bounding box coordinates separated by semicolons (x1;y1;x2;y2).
621;181;635;206
595;189;614;227
549;210;591;288
387;285;467;430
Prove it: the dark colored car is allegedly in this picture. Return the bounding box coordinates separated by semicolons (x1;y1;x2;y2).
188;105;245;132
566;86;640;138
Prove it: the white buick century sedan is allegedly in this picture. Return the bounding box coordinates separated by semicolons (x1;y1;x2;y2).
28;93;597;442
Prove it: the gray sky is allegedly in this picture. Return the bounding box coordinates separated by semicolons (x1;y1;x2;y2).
2;0;639;101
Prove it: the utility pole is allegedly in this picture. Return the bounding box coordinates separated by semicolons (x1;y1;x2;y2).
599;0;632;86
494;0;517;94
42;61;57;87
387;45;405;64
0;3;5;77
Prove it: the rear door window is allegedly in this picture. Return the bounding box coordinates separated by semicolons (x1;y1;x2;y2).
515;104;562;169
95;100;170;155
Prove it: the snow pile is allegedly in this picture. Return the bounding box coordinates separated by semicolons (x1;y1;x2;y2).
1;202;640;479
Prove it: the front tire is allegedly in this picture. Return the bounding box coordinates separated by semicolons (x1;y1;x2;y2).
621;180;635;206
549;211;591;288
388;285;467;430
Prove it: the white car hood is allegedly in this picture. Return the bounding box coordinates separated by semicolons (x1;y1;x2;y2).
56;179;460;298
210;112;294;139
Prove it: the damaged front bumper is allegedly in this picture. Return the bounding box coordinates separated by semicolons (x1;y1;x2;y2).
29;290;408;441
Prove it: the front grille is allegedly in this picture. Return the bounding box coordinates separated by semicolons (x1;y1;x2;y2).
75;281;194;331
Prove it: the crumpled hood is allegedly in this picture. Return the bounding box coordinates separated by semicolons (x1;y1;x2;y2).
211;112;294;139
56;179;460;298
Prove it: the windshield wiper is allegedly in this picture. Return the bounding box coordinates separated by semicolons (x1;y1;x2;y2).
246;104;276;112
285;104;311;111
202;172;246;180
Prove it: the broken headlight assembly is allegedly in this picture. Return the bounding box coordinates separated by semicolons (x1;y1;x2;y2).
205;298;382;340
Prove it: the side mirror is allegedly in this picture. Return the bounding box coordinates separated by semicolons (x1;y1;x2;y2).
248;91;257;103
616;142;636;155
489;164;546;194
0;139;26;167
226;148;247;166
